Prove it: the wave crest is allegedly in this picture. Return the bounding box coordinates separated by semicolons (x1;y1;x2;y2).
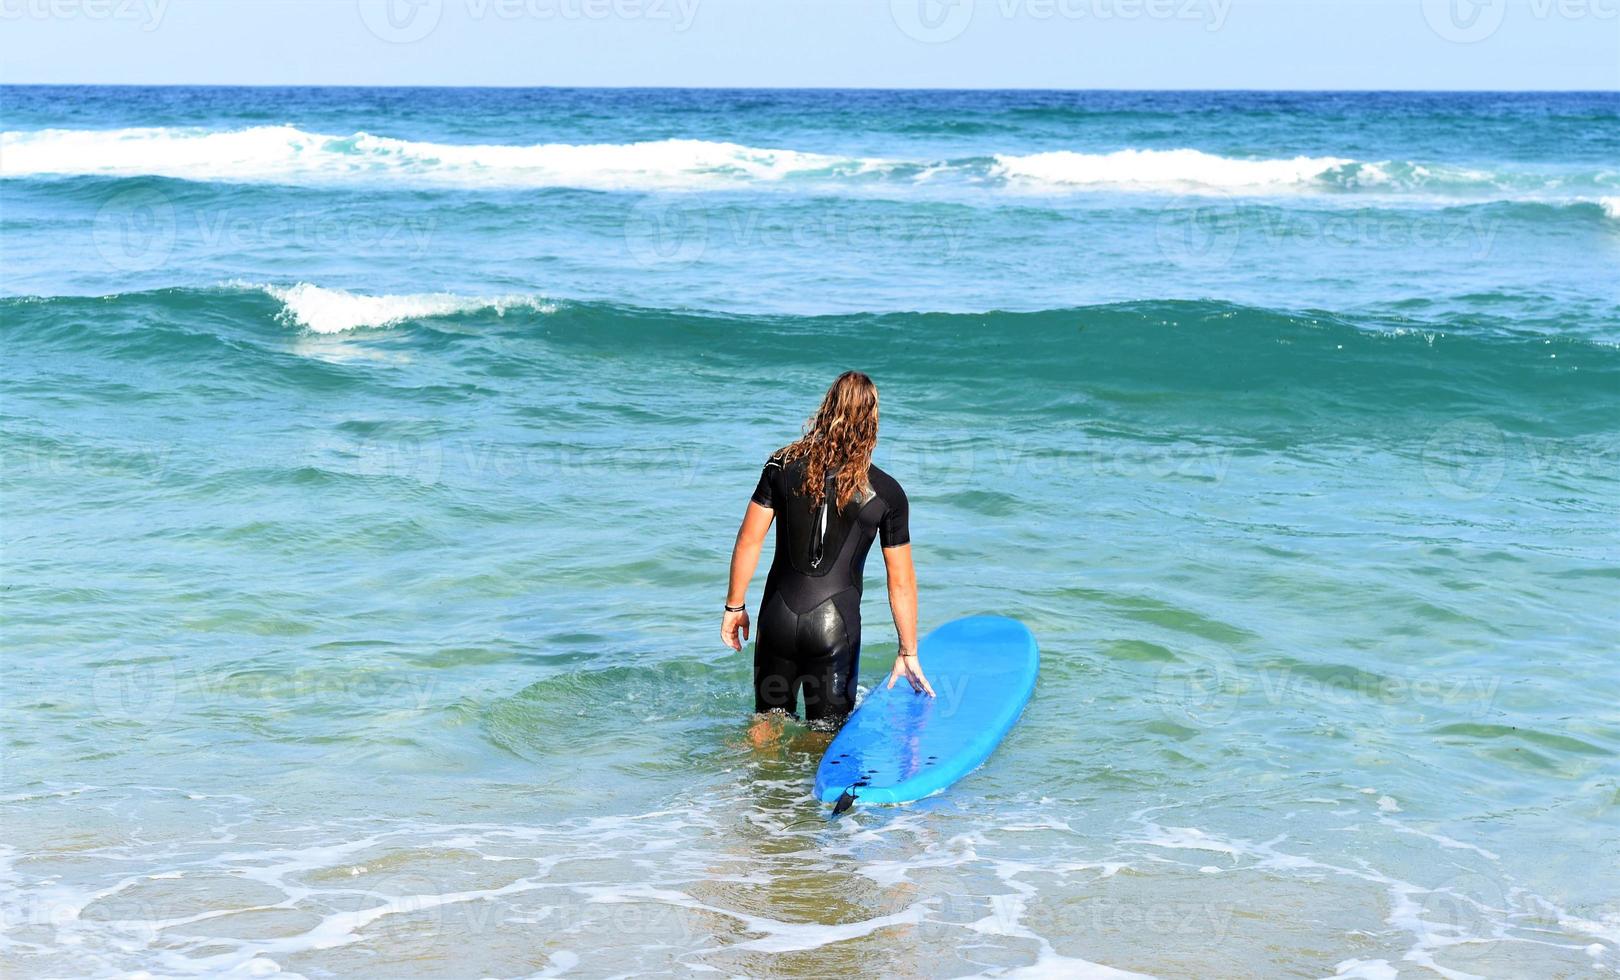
991;148;1365;191
4;126;1614;203
0;125;875;190
262;283;554;334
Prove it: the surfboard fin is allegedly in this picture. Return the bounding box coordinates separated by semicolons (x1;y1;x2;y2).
832;789;857;815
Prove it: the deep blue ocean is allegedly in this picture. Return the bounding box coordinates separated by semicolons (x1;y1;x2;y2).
2;87;1618;978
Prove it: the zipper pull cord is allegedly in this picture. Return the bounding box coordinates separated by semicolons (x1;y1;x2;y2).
809;473;834;569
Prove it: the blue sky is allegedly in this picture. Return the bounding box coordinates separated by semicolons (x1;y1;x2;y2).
0;0;1615;88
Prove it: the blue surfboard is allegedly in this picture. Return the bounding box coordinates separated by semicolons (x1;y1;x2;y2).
814;615;1039;809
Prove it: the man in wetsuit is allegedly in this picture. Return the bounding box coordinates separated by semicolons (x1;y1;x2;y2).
721;371;934;729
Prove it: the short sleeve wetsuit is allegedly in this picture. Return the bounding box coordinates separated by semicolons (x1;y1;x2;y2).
748;452;910;724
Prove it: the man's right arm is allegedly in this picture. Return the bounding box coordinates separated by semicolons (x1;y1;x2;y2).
882;542;933;696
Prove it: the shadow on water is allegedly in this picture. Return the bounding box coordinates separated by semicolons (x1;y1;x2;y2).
474;660;1015;972
672;711;983;976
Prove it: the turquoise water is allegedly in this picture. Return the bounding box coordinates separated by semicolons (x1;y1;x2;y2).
2;87;1618;977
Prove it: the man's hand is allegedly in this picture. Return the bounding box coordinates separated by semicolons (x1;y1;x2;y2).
722;608;751;651
887;653;935;697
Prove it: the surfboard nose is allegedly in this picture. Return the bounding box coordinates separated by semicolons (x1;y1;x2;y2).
933;614;1035;645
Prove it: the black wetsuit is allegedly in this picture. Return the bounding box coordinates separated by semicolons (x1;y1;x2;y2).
749;453;909;724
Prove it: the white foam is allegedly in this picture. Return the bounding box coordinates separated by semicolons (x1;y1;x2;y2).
1539;899;1620;948
996;951;1158;978
3;127;1609;209
962;859;1157;979
261;282;553;334
1324;958;1399;979
1125;811;1534;978
7;782;1606;978
1132;823;1244;859
990;147;1358;192
1376;814;1500;861
0;126;873;190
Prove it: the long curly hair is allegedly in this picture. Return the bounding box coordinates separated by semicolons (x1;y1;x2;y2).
780;371;880;510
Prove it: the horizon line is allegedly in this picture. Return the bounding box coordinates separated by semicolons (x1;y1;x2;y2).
3;82;1617;94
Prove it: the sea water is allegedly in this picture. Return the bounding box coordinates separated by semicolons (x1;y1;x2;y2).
2;87;1618;977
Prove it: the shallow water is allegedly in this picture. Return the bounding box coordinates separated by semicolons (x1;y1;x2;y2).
2;87;1618;978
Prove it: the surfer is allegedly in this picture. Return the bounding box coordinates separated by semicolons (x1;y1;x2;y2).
722;371;934;730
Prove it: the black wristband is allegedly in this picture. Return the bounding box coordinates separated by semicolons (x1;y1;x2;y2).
724;602;746;613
